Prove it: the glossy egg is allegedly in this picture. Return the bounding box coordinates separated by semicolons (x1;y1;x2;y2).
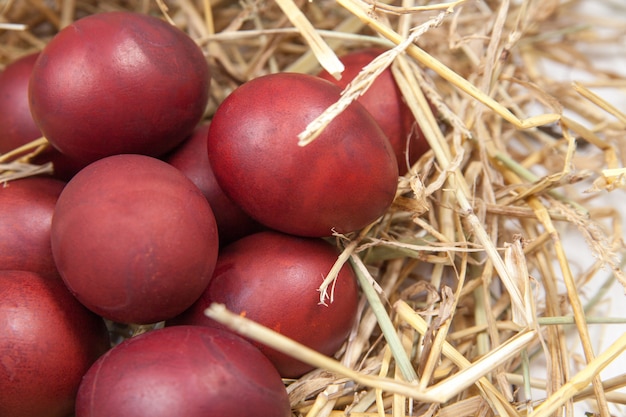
51;154;219;324
169;230;360;378
75;325;291;417
0;270;110;417
29;11;210;165
207;72;398;237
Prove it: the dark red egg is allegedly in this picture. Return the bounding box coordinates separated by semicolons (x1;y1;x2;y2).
0;176;65;278
51;154;219;324
207;72;398;237
0;270;110;417
165;123;261;246
318;48;430;175
29;11;210;165
0;52;42;154
0;52;88;180
75;325;291;417
169;230;360;378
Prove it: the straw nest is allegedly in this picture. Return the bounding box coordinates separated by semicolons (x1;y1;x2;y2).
2;0;626;416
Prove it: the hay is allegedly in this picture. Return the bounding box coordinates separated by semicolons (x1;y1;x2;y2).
2;0;626;415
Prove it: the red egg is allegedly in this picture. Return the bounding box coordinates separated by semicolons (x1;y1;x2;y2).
75;325;291;417
0;52;89;179
207;72;398;237
0;52;41;154
29;11;210;165
51;154;219;324
165;123;261;246
318;48;430;175
169;230;360;378
0;176;65;278
0;270;110;417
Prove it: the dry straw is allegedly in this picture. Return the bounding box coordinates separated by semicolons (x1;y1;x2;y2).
2;0;626;416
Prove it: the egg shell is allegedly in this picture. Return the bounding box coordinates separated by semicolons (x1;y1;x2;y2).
75;325;291;417
169;230;360;378
0;270;110;417
29;11;210;165
0;176;65;278
207;72;399;237
318;48;430;175
51;154;219;324
165;123;261;246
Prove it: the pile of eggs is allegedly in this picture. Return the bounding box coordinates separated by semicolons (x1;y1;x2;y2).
0;10;428;417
